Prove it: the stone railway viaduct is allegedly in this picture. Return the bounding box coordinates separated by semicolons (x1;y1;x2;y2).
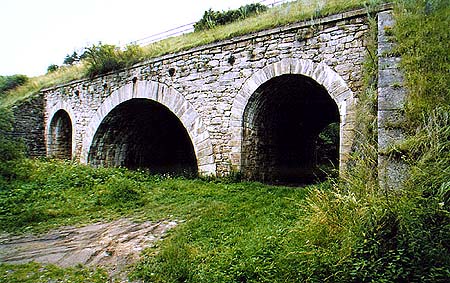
14;4;405;186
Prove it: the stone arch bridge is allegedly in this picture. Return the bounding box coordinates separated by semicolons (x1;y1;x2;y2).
18;5;401;185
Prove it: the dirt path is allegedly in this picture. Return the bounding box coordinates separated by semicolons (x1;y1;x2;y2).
0;218;177;278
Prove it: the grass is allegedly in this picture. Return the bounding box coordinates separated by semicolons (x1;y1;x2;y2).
393;0;450;122
0;64;86;107
141;0;388;58
0;0;388;108
0;262;108;283
0;159;315;282
0;159;309;235
0;0;448;282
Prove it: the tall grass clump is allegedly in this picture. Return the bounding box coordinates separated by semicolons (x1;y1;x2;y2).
278;1;450;282
83;43;145;78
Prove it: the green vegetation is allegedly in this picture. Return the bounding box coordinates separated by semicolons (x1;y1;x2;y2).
0;262;108;283
0;0;448;282
0;64;86;107
394;0;449;119
83;43;145;78
0;158;313;282
0;108;25;183
194;3;268;31
0;74;28;97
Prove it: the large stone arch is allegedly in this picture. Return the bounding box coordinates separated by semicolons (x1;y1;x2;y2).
46;102;77;159
230;58;356;175
81;80;216;175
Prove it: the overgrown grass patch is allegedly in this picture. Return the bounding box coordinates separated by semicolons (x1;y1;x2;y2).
1;159;316;281
131;180;317;282
0;159;311;234
0;262;108;283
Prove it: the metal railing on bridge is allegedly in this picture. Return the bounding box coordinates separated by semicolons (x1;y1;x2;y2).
128;0;293;46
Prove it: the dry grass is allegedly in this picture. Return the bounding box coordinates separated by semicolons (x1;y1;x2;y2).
0;64;87;107
142;0;386;58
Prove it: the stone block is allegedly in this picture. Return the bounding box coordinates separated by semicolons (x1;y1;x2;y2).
378;127;406;152
378;85;407;110
378;109;407;127
378;155;409;190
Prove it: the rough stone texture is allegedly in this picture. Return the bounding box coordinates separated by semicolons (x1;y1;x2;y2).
377;10;409;190
11;94;46;157
0;219;177;279
35;5;393;179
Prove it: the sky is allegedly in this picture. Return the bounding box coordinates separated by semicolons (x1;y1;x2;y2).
0;0;271;77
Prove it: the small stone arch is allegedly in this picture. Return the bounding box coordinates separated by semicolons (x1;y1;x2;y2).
230;58;356;174
81;80;216;175
46;104;76;159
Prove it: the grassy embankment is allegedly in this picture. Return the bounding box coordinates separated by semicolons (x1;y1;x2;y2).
0;0;449;282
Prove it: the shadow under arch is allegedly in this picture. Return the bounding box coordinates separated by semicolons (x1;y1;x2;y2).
47;108;73;160
230;58;356;184
81;80;216;176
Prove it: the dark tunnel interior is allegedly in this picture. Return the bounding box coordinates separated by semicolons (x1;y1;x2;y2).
88;98;198;176
242;74;340;185
48;109;72;160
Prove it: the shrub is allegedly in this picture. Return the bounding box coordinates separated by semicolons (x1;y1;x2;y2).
0;74;29;95
63;51;85;66
194;3;268;31
46;64;59;73
83;43;145;78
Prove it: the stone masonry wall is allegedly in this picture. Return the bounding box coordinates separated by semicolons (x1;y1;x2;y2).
43;5;393;176
11;94;46;157
377;10;409;189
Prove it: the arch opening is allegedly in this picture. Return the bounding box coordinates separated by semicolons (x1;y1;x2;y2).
242;74;340;185
48;109;72;159
88;98;198;176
